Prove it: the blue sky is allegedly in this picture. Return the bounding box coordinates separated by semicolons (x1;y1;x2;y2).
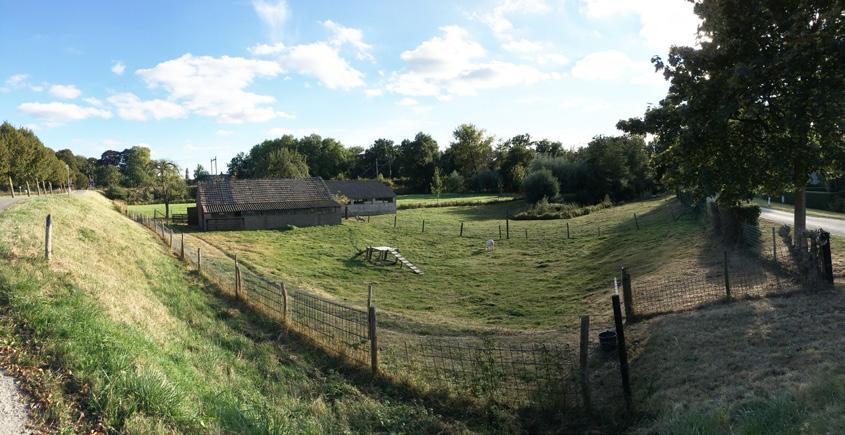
0;0;700;172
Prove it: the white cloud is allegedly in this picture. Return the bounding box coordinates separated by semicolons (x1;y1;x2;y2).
5;74;28;87
48;84;82;99
388;26;558;98
137;53;289;123
479;0;550;36
18;102;112;126
253;0;288;40
249;42;286;56
365;88;383;97
580;0;700;50
398;97;418;106
250;41;366;90
323;20;374;61
571;50;664;85
502;38;569;66
503;38;544;54
111;61;126;75
84;97;104;107
107;92;187;121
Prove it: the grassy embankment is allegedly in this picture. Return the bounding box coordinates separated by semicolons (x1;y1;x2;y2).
0;192;482;433
190;196;704;332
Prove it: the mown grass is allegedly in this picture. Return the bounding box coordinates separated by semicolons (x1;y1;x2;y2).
193;195;703;331
127;202;194;217
397;193;516;207
0;193;482;433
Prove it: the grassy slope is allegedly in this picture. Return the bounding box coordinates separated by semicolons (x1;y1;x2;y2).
628;289;845;434
0;193;474;433
194;196;701;331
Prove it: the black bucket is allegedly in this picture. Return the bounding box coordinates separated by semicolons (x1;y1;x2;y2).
599;330;617;353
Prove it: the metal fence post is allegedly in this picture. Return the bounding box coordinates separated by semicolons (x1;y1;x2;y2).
820;230;833;284
622;267;635;321
280;282;288;324
368;305;378;376
611;295;632;411
579;315;592;415
724;251;732;299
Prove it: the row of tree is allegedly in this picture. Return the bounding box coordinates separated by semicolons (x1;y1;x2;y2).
0;122;88;192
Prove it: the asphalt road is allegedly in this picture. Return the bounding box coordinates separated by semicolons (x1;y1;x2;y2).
760;207;845;236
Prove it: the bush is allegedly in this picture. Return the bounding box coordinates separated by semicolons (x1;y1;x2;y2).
513;196;613;220
104;185;128;200
521;170;559;204
468;170;501;193
444;171;465;193
710;202;760;242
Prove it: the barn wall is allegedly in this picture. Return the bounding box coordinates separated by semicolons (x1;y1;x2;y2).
344;201;396;217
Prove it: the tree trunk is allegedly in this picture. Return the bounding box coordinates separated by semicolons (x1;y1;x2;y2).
794;184;807;248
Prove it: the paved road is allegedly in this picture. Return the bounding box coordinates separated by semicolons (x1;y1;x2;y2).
760;207;845;236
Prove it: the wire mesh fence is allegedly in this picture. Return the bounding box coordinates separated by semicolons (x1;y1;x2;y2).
123;205;819;416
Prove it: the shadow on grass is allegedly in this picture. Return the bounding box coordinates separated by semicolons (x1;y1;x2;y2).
186;269;594;433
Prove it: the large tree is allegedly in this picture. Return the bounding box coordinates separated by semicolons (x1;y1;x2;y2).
619;0;845;236
398;132;440;192
445;124;494;178
148;160;186;219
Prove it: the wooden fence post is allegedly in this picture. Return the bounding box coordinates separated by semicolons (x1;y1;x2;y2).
499;225;502;239
393;214;397;228
723;251;732;299
579;315;592;415
368;305;378;376
566;222;570;239
8;177;14;198
422;219;425;233
367;283;373;308
45;214;53;261
820;230;833;284
525;228;528;239
772;227;777;262
280;282;288;324
169;230;173;249
506;219;510;239
25;181;30;197
460;222;464;237
634;213;639;230
234;255;240;298
621;267;635;321
197;248;202;274
180;234;185;260
611;294;632;411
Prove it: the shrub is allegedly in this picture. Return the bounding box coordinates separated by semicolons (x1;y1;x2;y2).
513;196;614;220
521;170;559;204
444;171;465;193
104;185;128;200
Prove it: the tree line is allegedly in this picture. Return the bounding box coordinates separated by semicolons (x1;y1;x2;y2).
227;124;657;205
0;122;90;192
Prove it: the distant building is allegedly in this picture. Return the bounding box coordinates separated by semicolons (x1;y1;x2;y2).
195;178;342;231
325;179;397;217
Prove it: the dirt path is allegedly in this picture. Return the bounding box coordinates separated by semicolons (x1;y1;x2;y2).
761;207;845;236
0;196;30;433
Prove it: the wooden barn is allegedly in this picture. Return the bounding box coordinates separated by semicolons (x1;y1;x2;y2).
196;177;342;231
325;180;397;217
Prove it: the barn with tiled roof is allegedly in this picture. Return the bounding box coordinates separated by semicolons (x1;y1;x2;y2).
195;177;342;230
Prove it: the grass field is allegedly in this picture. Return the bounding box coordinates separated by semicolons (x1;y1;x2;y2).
0;193;490;433
397;193;516;207
190;195;702;331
